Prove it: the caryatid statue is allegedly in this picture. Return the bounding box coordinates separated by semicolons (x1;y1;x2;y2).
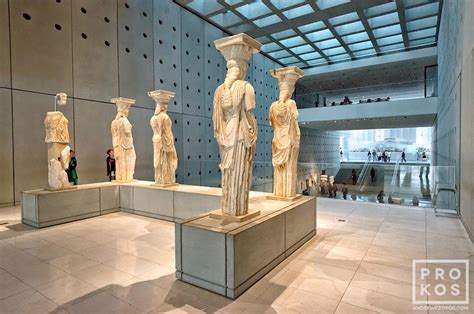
111;97;136;182
149;90;178;187
212;33;261;217
269;66;304;200
44;93;73;190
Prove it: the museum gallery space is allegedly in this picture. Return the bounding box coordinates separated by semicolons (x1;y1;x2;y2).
0;0;473;313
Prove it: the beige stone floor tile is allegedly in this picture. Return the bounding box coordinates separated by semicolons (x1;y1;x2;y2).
367;243;426;260
288;259;356;283
107;277;175;312
0;268;30;300
25;243;73;261
48;253;101;274
342;285;426;313
53;236;99;252
80;231;119;244
4;234;50;250
132;245;175;267
335;301;378;313
351;271;414;300
272;269;349;301
67;290;140;313
357;261;417;284
8;261;68;287
73;264;133;289
36;274;98;306
263;286;340;313
0;289;60;313
105;253;160;276
103;238;150;254
78;244;125;263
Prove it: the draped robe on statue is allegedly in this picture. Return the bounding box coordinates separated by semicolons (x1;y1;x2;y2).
213;80;257;216
151;112;177;184
111;114;136;181
269;99;300;197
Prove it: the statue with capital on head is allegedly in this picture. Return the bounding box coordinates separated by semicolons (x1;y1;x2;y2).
212;33;261;217
111;97;136;182
149;90;178;187
269;66;304;199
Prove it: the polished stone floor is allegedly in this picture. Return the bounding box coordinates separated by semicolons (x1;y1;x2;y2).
0;198;472;313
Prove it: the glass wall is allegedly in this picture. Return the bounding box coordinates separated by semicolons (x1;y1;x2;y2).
340;127;432;162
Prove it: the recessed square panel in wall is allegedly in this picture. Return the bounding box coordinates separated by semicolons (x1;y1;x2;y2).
12;90;74;200
168;112;184;183
181;10;205;117
0;89;13;204
204;117;219;161
154;0;182;113
72;0;118;102
183;114;205;161
128;106;154;181
10;0;73;95
203;160;220;187
204;23;225;118
118;0;154;109
183;160;201;185
0;0;10;88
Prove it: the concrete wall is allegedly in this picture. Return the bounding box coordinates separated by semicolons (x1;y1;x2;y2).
435;0;474;237
0;1;339;206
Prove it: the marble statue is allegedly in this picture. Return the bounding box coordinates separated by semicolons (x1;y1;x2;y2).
45;93;73;190
149;90;178;187
212;33;261;217
111;97;136;182
269;66;304;200
48;145;71;189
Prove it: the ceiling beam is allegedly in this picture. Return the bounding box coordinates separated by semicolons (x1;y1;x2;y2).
246;0;391;38
353;6;381;54
262;0;330;63
395;0;410;48
307;1;355;59
215;0;307;66
301;46;437;77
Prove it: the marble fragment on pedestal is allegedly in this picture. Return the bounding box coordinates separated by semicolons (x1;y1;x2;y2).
268;66;304;201
148;90;178;187
111;97;136;182
44;93;74;190
212;33;262;217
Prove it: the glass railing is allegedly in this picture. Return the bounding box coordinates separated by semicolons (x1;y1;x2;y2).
239;161;456;211
295;79;438;109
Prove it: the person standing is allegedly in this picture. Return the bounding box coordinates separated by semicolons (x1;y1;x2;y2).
387;151;391;162
66;150;78;185
342;183;348;200
340;148;343;161
106;149;116;181
367;151;372;161
351;169;357;185
370;167;376;183
372;149;377;162
401;151;407;162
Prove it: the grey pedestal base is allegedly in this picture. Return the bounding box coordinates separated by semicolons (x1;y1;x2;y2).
21;182;120;228
175;196;316;299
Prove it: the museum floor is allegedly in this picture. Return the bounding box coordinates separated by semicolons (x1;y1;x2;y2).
0;199;472;313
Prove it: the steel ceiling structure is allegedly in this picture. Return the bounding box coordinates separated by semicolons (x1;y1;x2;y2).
175;0;442;69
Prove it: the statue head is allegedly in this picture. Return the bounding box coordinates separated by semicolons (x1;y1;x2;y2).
148;90;175;114
271;66;304;103
55;93;67;106
111;97;135;117
214;33;261;80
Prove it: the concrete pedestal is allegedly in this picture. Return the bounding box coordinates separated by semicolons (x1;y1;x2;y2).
22;182;120;228
175;196;316;299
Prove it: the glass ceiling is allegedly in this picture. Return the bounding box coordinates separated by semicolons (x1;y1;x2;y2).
176;0;441;69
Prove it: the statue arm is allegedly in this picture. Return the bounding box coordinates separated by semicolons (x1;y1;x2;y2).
244;84;256;111
291;101;301;137
212;86;223;144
